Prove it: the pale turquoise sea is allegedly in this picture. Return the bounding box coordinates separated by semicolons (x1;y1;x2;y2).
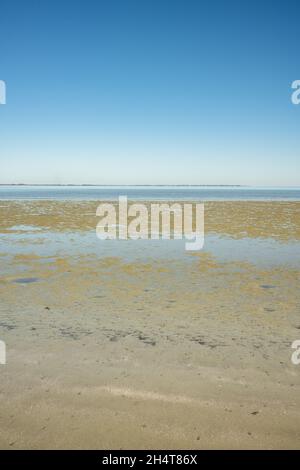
0;185;300;200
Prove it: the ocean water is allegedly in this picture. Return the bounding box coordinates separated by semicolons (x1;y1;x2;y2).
0;185;300;200
1;229;300;270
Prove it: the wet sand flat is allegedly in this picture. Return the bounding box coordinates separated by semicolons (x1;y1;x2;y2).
0;201;300;449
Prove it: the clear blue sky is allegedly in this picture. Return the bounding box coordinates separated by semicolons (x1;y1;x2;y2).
0;0;299;185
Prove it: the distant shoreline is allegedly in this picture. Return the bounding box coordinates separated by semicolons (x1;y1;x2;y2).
1;184;300;189
0;184;245;187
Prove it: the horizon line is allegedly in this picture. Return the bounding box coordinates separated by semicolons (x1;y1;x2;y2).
0;184;300;188
0;183;246;187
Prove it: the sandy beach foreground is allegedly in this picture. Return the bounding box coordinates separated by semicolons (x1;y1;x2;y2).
0;201;300;449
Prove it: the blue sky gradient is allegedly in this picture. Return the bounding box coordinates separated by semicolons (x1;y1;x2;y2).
0;0;299;185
